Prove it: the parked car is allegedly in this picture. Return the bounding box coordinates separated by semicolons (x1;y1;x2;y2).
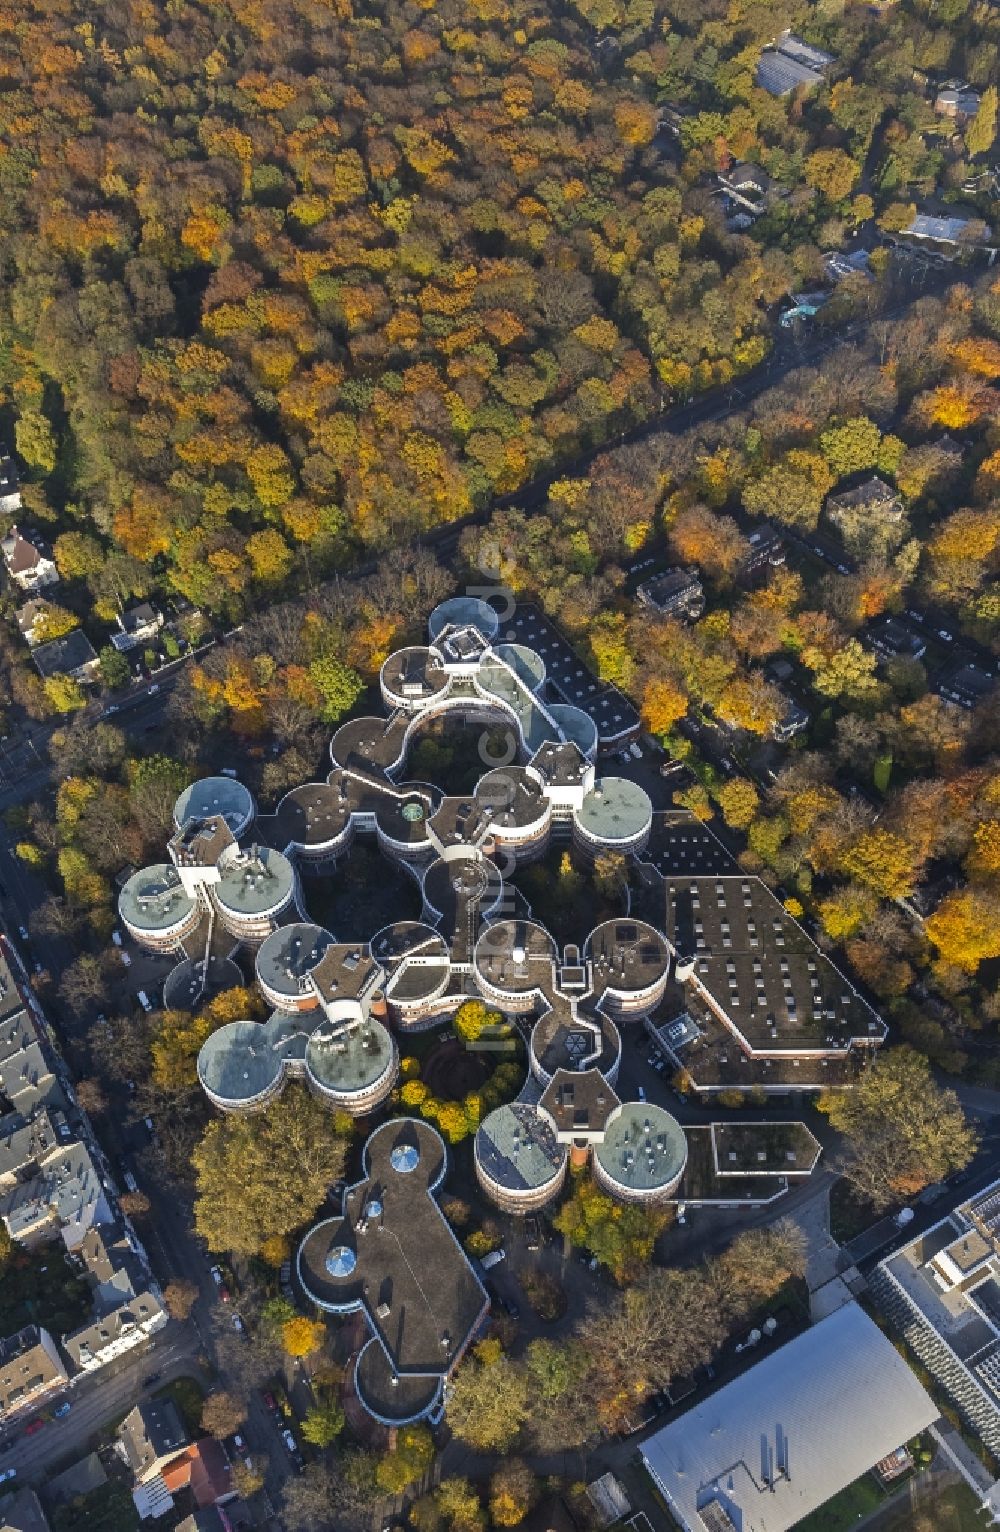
119;950;132;968
637;1085;646;1102
219;1285;231;1305
52;1402;71;1419
481;1248;506;1270
137;990;152;1012
231;1313;245;1333
142;1373;161;1387
111;930;123;947
23;1418;44;1437
524;1217;541;1251
17;925;28;942
209;1265;224;1285
282;1428;297;1453
0;1467;15;1484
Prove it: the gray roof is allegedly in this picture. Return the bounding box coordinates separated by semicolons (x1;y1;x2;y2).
577;778;652;843
475;1102;566;1193
0;1487;50;1532
594;1103;687;1194
32;630;98;679
172;776;254;835
119;863;197;935
428;596;499;644
641;1303;937;1532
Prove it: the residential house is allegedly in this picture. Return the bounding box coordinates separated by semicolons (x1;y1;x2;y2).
110;602;164;654
742;523;785;579
867;617;927;664
771;695;810;742
756;31;833;96
0;455;21;517
0;528;58;594
63;1223;167;1372
825;476;904;538
717;162;773;219
0;1140;114;1251
934;81;981;122
636;567;705;621
117;1399;189;1484
0;1010;64;1121
823;249;873;283
14;600;50;649
32;630;99;686
0;1488;50;1532
901;212;995;253
937;663;995;711
0;1326;68;1422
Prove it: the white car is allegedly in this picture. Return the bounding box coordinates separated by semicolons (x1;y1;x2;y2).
232;1314;245;1334
282;1429;297;1452
637;1085;646;1102
481;1248;506;1270
210;1265;224;1285
120;950;132;968
17;925;28;942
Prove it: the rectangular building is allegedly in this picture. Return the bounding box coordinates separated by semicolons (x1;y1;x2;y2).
641;1303;937;1532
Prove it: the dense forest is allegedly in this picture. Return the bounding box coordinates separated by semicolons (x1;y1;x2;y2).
0;0;996;629
2;4;999;1112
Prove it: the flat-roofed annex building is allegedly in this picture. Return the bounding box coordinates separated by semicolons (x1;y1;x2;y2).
641;1302;937;1532
298;1119;487;1426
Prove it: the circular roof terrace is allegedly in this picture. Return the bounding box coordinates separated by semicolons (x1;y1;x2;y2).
594;1102;688;1199
173;776;254;835
119;864;196;935
474;919;556;997
429;596;500;644
215;845;295;920
577;776;652;844
475;1102;567;1196
255;921;334;1002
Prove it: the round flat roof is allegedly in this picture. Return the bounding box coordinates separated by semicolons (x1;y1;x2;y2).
492;643;545;693
577;776;652;842
474;918;556;994
119;864;196;933
475;1103;566;1192
532;1005;620;1079
256;921;334;997
305;1017;395;1095
197;1014;312;1103
475;767;547;830
586;918;670;992
272;782;350;848
549;703;597;757
215;846;295;917
173;776;254;834
594;1103;688;1194
163;955;243;1013
429;596;500;643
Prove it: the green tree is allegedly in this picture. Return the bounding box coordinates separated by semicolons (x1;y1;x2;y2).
446;1347;532;1452
966;85;997;159
553;1176;669;1282
375;1424;435;1492
192;1085;350;1255
15;410;57;473
818;417;882;479
300;1399;346;1448
307;654;364;724
43;675;87;713
98;646;131;689
819;1046;978;1209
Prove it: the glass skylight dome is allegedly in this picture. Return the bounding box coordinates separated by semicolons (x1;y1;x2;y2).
391;1143;420;1174
325;1245;357;1278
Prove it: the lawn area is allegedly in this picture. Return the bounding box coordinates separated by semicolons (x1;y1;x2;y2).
829;1178;878;1244
0;1246;92;1336
794;1472;886;1531
882;1478;984;1532
302;844;421;938
50;1481;138;1532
